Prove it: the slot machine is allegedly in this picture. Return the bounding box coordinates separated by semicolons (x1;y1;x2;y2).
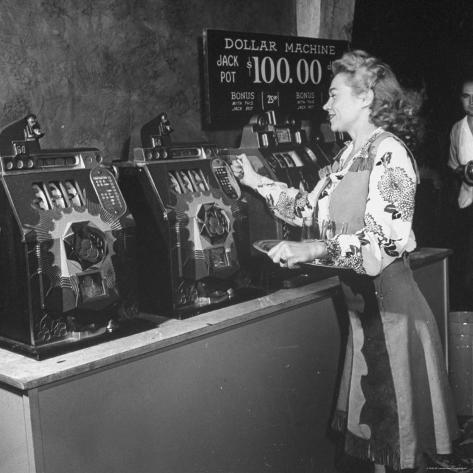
0;115;146;359
116;113;258;319
223;111;332;287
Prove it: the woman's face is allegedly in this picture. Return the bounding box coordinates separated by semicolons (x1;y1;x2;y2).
323;73;365;133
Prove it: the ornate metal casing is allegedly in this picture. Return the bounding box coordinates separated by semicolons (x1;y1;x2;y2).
0;116;143;358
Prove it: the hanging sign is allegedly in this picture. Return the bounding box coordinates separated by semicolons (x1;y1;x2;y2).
202;29;348;128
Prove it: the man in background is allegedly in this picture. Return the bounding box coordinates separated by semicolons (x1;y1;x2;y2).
448;75;473;309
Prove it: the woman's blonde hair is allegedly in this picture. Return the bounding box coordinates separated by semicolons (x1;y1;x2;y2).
332;50;422;148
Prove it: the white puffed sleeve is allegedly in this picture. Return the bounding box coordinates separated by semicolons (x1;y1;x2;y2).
324;138;417;275
251;174;329;226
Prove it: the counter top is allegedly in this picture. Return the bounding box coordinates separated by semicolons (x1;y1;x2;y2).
0;277;342;391
0;247;451;392
409;247;452;268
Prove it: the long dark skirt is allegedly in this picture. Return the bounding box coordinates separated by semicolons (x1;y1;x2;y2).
332;258;458;470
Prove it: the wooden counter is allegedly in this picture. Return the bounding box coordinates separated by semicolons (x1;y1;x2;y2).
0;248;451;473
0;277;347;473
0;277;342;391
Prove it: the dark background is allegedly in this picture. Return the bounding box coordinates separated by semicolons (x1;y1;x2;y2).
0;0;296;159
352;0;473;309
352;0;473;170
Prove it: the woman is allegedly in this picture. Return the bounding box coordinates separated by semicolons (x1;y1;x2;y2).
231;50;457;472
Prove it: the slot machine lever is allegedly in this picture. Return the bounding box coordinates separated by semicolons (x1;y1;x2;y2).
24;114;45;141
150;113;174;148
142;166;168;221
110;164;120;180
158;113;173;138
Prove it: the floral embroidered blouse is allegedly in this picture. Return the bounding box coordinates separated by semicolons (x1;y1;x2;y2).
252;129;418;276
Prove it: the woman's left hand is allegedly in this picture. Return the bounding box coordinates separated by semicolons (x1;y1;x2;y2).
268;240;327;268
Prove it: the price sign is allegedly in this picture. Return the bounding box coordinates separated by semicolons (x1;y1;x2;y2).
202;29;348;128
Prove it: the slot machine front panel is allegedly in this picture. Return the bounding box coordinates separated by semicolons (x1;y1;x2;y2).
117;134;253;318
0;116;145;358
230;112;328;246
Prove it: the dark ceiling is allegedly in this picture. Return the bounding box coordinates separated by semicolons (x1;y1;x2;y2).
352;0;473;166
352;0;473;128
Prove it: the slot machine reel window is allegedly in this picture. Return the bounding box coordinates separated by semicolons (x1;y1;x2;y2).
286;151;303;166
31;180;84;211
188;169;209;191
266;151;304;172
266;153;288;170
64;180;84;206
280;153;295;167
168;171;182;194
32;183;51;210
177;170;194;193
168;169;209;194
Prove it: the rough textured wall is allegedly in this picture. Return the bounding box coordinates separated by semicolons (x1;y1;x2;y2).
0;0;296;159
319;0;355;41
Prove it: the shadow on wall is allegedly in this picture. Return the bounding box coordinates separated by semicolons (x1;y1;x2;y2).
0;0;295;161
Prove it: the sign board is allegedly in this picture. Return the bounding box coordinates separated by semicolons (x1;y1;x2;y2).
202;29;348;128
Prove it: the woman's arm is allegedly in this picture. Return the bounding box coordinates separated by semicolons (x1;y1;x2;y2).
232;154;325;226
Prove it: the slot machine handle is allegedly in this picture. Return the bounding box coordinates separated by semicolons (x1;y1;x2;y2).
142;166;168;221
110;164;119;179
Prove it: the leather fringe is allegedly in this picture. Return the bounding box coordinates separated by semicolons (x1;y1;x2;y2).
345;429;401;471
332;411;402;470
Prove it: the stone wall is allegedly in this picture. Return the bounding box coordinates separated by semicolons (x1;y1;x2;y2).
0;0;296;159
319;0;355;41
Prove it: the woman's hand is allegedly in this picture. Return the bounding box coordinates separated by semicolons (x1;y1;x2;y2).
230;153;262;189
267;240;328;268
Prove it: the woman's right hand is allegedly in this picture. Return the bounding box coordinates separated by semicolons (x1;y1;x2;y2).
267;240;328;268
230;153;262;189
